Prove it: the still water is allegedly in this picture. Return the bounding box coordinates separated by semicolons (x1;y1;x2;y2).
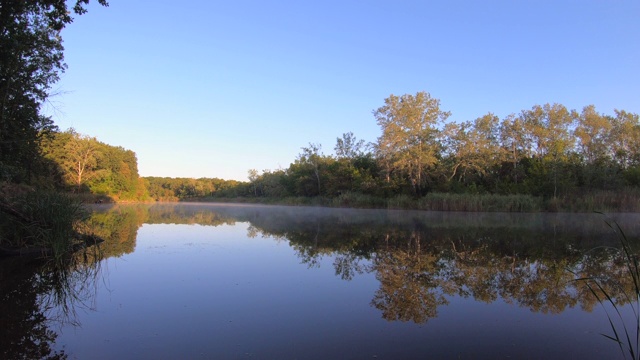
2;203;640;359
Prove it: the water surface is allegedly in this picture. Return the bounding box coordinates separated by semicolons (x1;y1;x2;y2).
2;203;639;359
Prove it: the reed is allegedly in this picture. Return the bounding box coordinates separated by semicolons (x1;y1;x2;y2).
331;192;387;209
1;190;90;262
415;193;542;212
556;189;640;213
576;219;640;359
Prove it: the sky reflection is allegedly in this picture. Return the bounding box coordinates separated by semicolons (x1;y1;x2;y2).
45;204;639;359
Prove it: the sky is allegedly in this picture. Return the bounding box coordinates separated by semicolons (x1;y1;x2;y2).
47;0;640;181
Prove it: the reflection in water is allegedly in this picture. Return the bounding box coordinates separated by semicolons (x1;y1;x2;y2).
0;244;103;360
86;203;638;324
2;203;638;358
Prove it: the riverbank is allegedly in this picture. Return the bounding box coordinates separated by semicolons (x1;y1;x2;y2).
186;190;640;213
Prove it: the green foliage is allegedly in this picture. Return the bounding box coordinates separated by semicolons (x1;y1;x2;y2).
40;129;148;201
144;176;243;201
374;92;449;195
218;94;640;212
0;190;89;262
0;0;108;184
416;193;542;212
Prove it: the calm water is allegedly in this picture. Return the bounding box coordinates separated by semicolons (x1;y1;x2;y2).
2;203;640;359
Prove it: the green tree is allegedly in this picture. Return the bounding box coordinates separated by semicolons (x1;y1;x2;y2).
520;104;576;197
0;0;108;183
334;132;365;160
499;114;530;186
574;105;612;165
573;105;617;189
248;169;259;196
53;131;108;193
298;143;323;196
609;110;640;169
374;92;450;195
443;113;503;188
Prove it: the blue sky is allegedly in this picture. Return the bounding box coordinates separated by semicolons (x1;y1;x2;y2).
48;1;639;181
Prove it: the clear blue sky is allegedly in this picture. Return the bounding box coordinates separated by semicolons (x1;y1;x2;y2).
48;0;639;181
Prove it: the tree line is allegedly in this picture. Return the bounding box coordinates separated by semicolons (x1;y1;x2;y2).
38;129;148;201
222;92;640;211
1;0;639;211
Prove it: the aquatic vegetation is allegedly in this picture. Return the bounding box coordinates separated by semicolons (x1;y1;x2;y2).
576;220;640;359
0;190;100;263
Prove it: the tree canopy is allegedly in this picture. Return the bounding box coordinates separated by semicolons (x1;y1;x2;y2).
0;0;108;182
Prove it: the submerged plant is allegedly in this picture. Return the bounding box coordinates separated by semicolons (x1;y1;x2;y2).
576;220;640;359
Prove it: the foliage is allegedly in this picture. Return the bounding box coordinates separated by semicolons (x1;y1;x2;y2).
209;92;640;212
144;176;242;201
40;129;148;201
0;0;108;183
374;92;450;195
0;189;91;262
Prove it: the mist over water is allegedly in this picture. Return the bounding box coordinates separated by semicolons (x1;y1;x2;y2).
3;203;638;359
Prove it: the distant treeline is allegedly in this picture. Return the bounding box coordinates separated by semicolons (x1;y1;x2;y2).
13;92;640;212
144;177;243;201
202;92;640;211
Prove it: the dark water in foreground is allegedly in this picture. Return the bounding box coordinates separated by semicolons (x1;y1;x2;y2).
2;203;640;359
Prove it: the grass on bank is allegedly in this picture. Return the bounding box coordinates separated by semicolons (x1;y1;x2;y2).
195;190;640;213
0;188;101;263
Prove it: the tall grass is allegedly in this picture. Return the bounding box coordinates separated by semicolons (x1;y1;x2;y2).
1;190;91;263
556;189;640;213
198;189;640;213
414;193;542;212
576;219;640;359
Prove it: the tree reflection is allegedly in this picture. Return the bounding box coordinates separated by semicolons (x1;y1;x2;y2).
0;244;103;360
0;205;152;360
19;204;635;330
226;207;638;324
371;233;449;323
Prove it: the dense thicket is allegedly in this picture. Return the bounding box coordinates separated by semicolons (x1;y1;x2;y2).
144;176;243;201
226;92;640;209
0;0;108;183
39;129;147;201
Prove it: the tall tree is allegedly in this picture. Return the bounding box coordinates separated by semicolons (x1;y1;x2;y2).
298;143;323;196
335;132;365;160
248;169;259;196
0;0;108;182
519;104;577;197
374;92;450;194
443;113;503;185
609;110;640;169
574;105;612;165
498;114;531;186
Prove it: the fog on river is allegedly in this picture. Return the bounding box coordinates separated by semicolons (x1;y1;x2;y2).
2;203;639;359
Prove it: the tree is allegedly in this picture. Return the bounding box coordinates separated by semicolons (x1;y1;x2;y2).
0;0;108;182
574;105;612;165
519;104;576;197
609;110;640;169
374;92;450;195
298;143;323;196
443;113;503;186
64;133;102;192
248;169;259;196
334;132;365;160
499;114;530;185
520;103;575;160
